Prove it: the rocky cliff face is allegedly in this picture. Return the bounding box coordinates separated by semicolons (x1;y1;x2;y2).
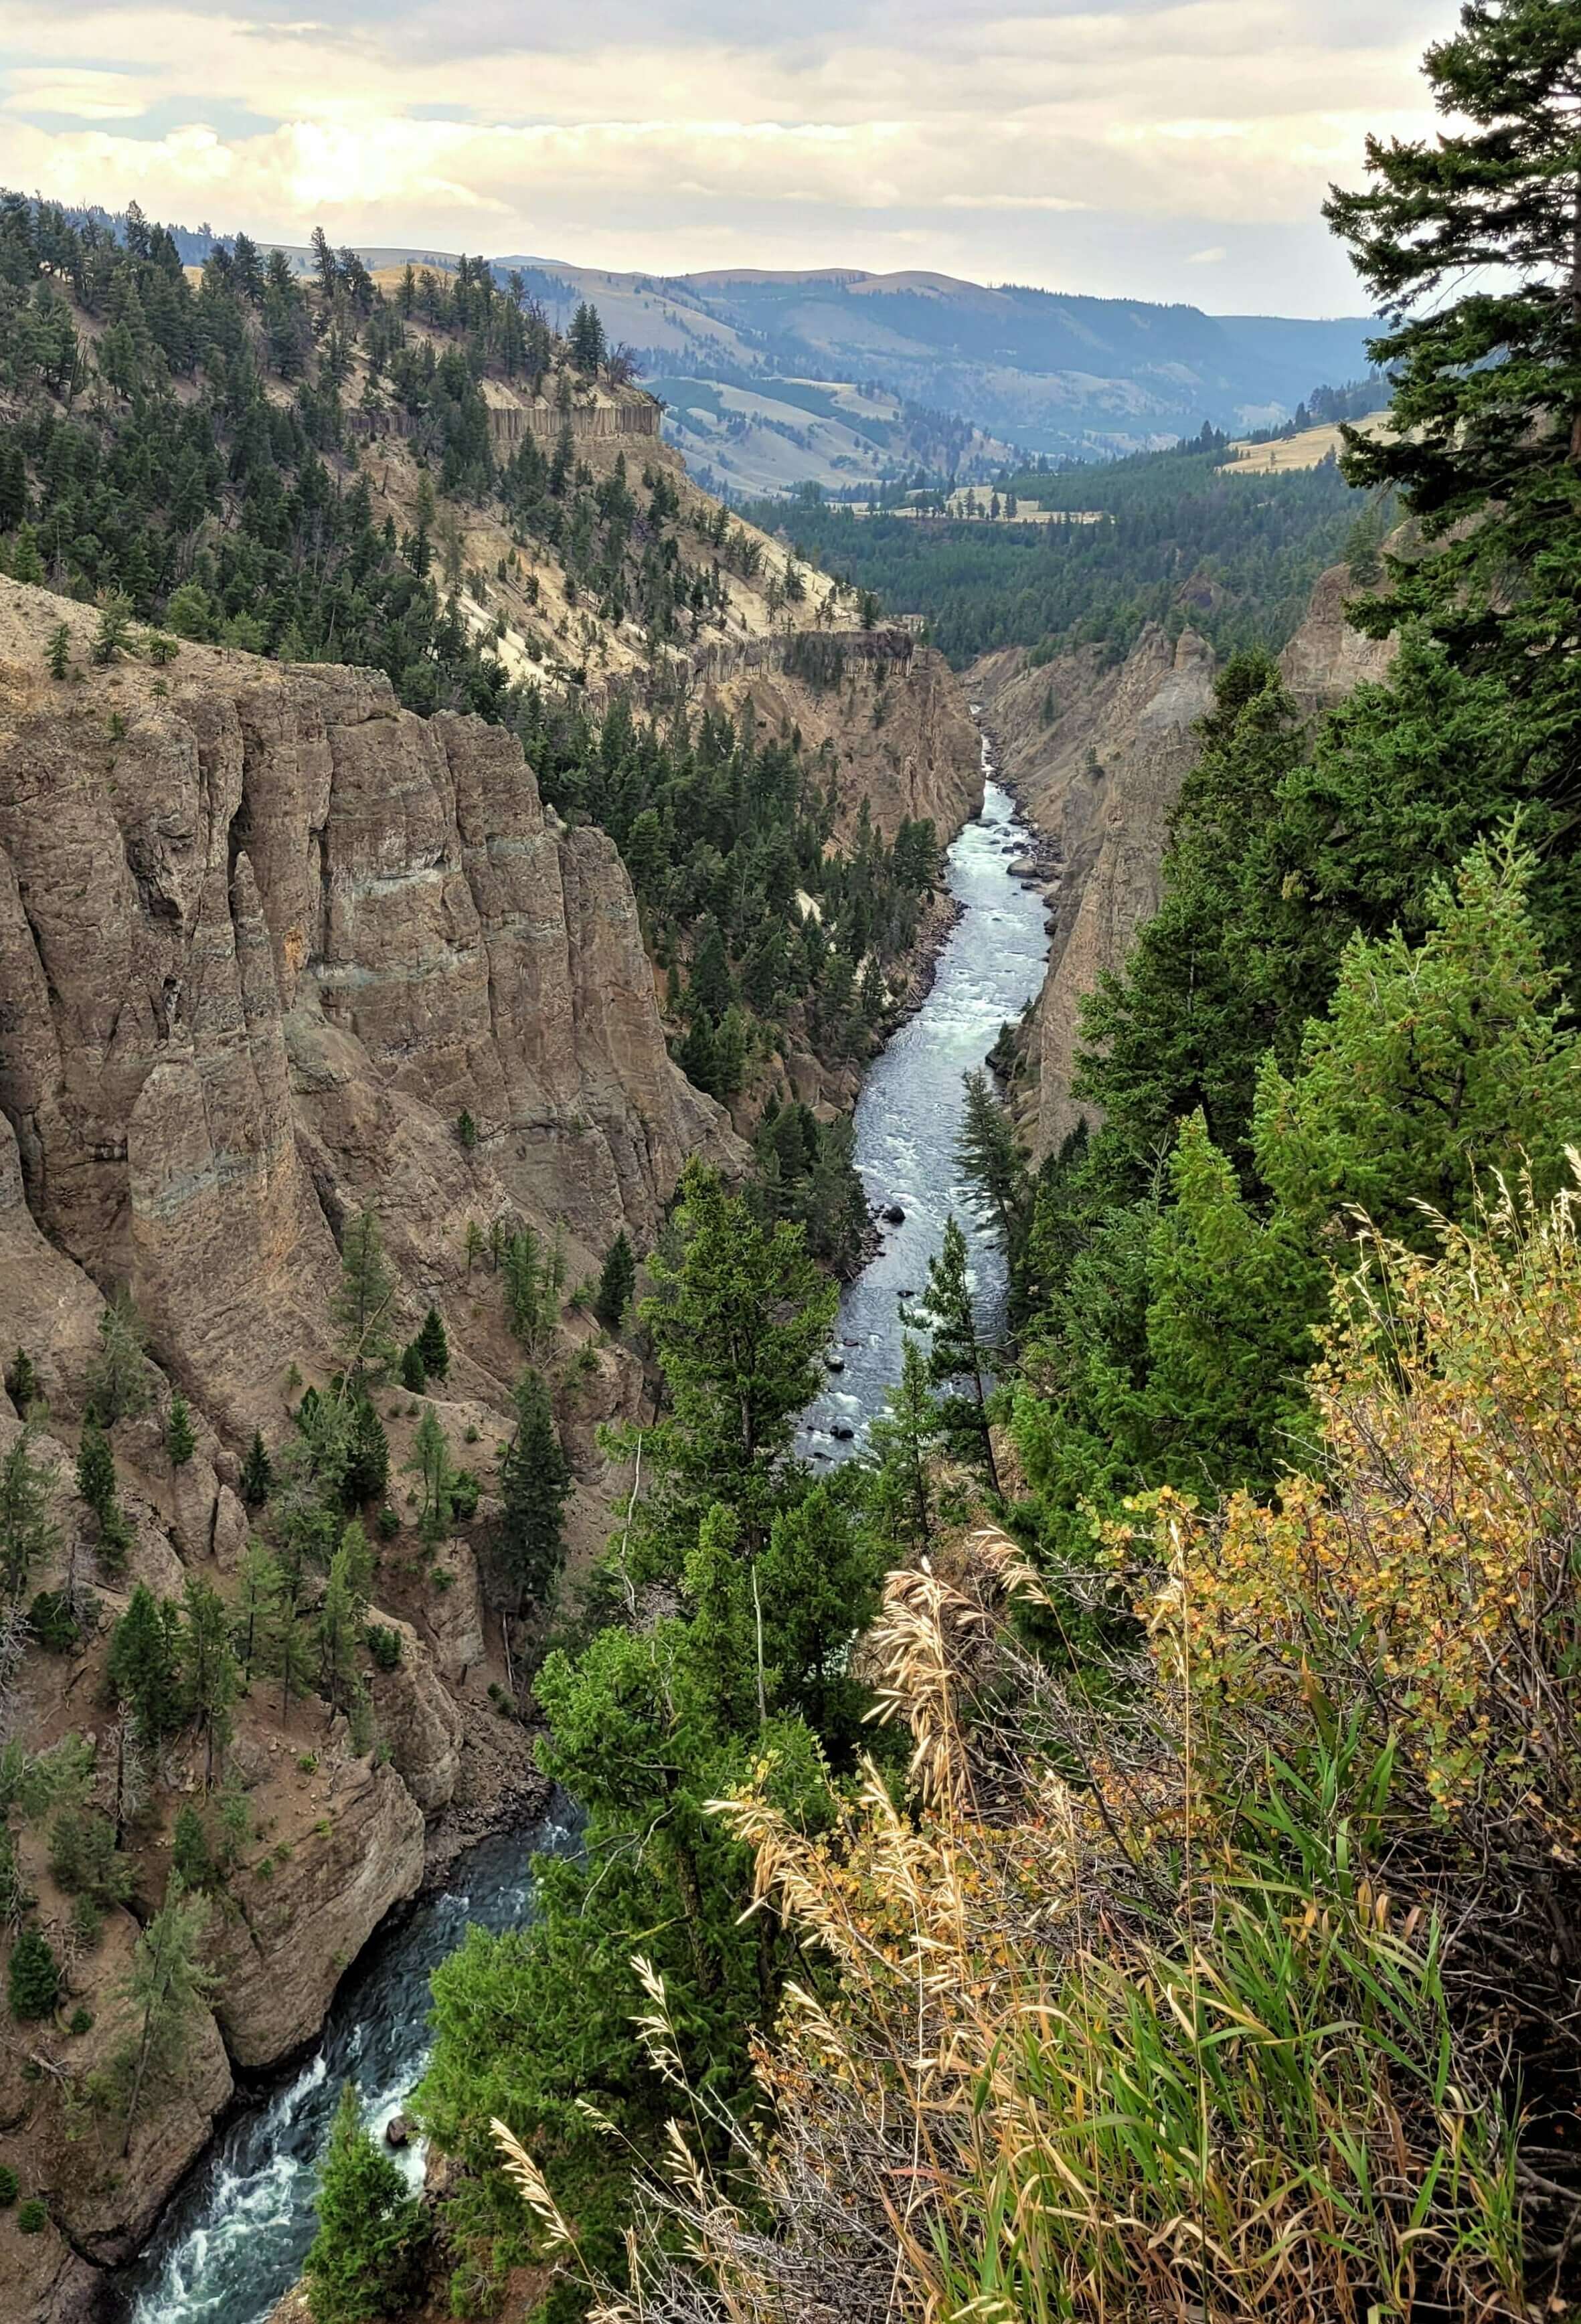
716;640;983;848
0;578;738;1438
973;563;1397;1154
0;574;753;2309
974;625;1216;1154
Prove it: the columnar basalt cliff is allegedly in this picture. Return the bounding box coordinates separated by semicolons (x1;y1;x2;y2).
0;578;737;1437
973;562;1396;1154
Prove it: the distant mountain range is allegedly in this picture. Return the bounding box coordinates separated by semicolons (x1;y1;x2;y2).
20;201;1380;493
489;258;1380;489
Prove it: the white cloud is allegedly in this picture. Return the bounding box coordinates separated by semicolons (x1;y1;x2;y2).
0;0;1444;308
1186;244;1226;263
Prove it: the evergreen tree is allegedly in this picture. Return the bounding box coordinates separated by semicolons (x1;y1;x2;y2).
178;1575;239;1788
108;1585;184;1747
164;1392;195;1469
638;1161;837;1562
1325;0;1581;808
46;622;70;680
332;1211;397;1384
8;1927;60;2022
414;1306;450;1383
906;1217;1001;1495
317;1527;369;1716
343;1399;390;1508
171;1803;216;1890
493;1371;570;1615
112;1880;215;2153
399;1342;426;1395
958;1069;1031;1258
568;301;607;375
0;1427;59;1603
84;1291;149;1426
404;1409;456;1544
1254;831;1581;1240
232;1542;278;1683
305;2082;427;2324
865;1337;942;1562
76;1417;131;1567
593;1231;636;1333
4;1348;39;1416
240;1430;273;1508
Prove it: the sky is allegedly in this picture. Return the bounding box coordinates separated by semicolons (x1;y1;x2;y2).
1;0;1452;315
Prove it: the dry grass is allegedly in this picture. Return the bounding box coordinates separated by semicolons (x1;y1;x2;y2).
493;1174;1581;2321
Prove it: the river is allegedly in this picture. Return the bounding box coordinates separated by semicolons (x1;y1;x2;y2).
118;719;1048;2324
800;731;1050;1457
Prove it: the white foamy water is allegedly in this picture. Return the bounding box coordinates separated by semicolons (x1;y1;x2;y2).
799;728;1050;1456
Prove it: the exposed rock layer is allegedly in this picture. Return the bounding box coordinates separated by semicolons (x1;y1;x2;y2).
0;579;737;1435
973;565;1397;1152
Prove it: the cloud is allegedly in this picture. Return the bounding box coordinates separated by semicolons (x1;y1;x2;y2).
0;0;1444;309
1186;244;1226;263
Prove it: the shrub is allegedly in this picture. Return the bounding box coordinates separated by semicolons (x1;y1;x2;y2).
16;2198;45;2234
365;1625;402;1674
376;1507;400;1540
68;2006;93;2036
27;1590;81;1653
7;1929;60;2022
0;2165;16;2204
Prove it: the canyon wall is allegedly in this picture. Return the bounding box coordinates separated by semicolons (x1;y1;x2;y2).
973;563;1396;1154
0;577;738;1439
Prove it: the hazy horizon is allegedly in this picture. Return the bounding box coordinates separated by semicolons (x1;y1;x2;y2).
5;1;1448;318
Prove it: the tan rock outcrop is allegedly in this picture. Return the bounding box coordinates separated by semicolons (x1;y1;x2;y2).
975;626;1216;1154
974;561;1400;1154
0;579;740;1437
369;1617;467;1814
207;1752;425;2070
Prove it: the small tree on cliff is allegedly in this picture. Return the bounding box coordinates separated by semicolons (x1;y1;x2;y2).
164;1392;195;1469
494;1370;570;1617
593;1231;636;1333
0;1427;59;1603
333;1211;398;1386
240;1430;273;1508
414;1306;450;1383
112;1880;214;2154
568;300;606;375
906;1215;1001;1496
305;2082;428;2324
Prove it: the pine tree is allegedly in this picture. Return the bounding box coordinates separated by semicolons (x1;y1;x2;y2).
414;1306;450;1382
305;2082;427;2324
865;1338;942;1561
0;1427;59;1603
84;1290;149;1425
906;1216;1001;1496
317;1529;369;1716
113;1881;215;2153
463;1219;486;1273
1325;0;1581;804
958;1070;1031;1257
171;1804;216;1890
639;1160;837;1563
494;1371;570;1615
568;300;607;376
108;1584;184;1745
343;1399;390;1508
165;1393;195;1468
1254;830;1581;1241
4;1348;39;1415
8;1928;60;2022
404;1409;455;1545
232;1543;279;1683
593;1232;636;1333
240;1430;274;1508
332;1211;398;1384
399;1342;426;1395
76;1417;131;1567
46;623;71;680
178;1576;239;1789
